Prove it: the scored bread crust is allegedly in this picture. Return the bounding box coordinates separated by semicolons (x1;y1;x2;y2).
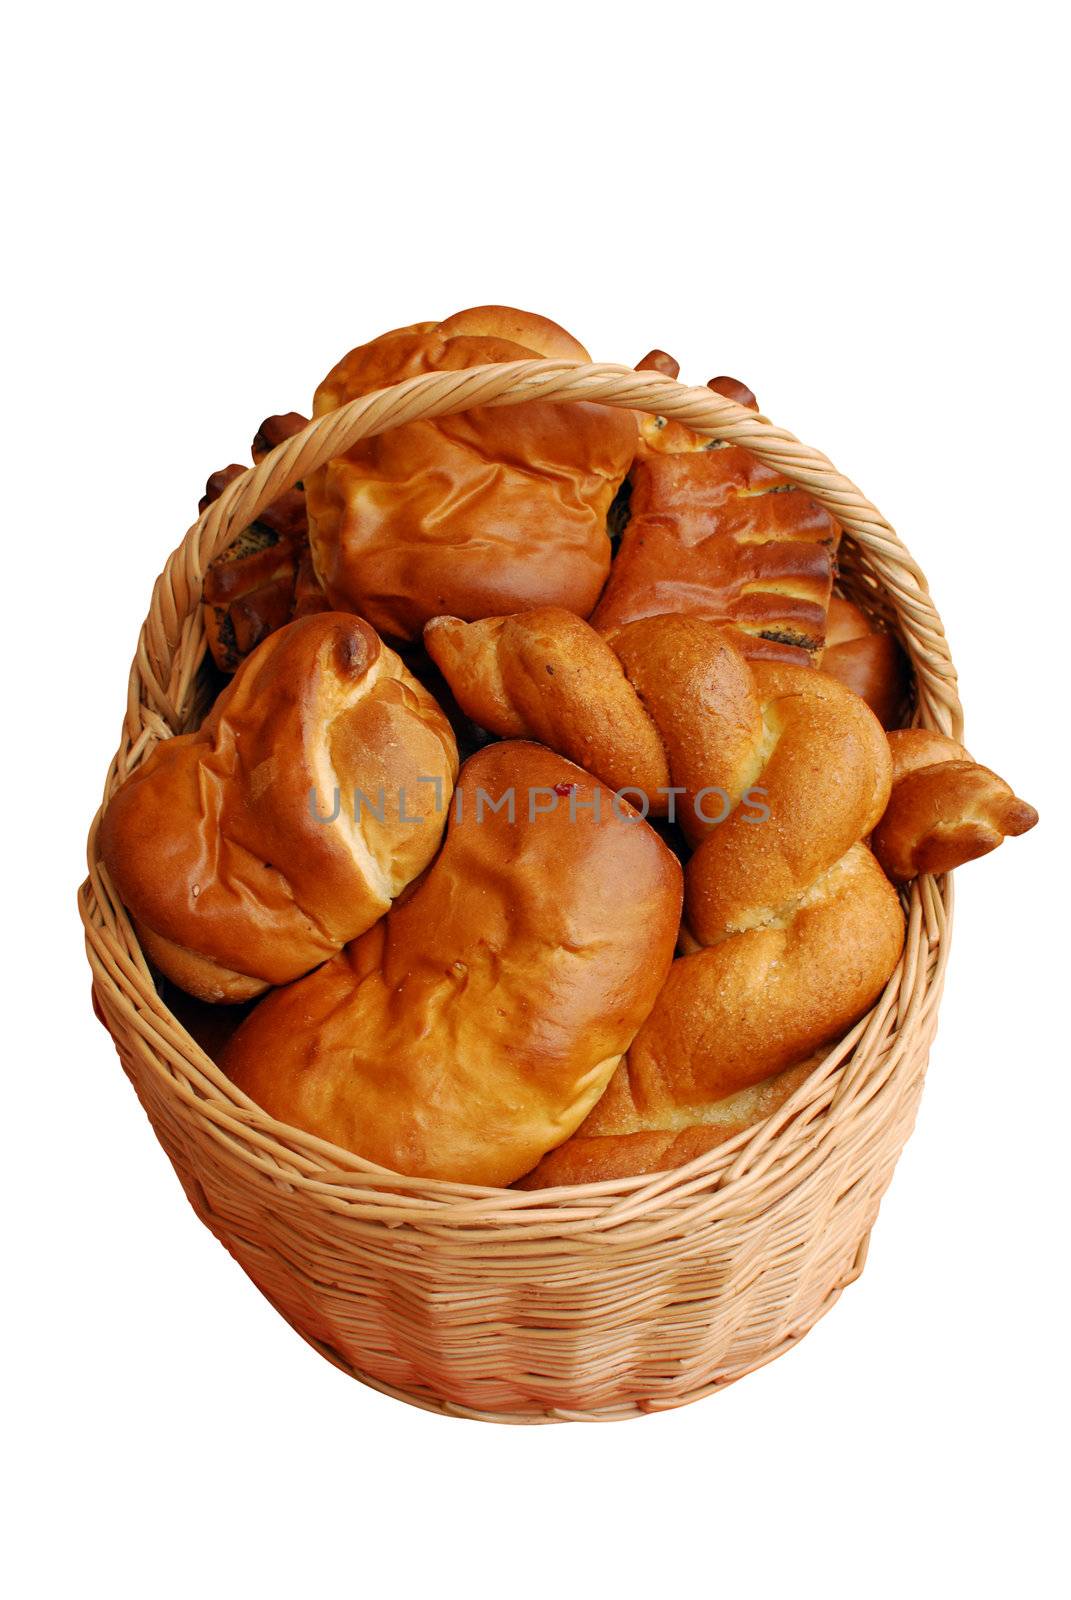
591;445;840;658
99;613;458;1002
305;306;638;639
222;742;683;1186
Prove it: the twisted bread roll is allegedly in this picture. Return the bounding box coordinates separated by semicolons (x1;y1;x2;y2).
518;1059;816;1188
222;742;683;1185
423;608;670;810
100;614;458;1003
819;595;910;729
305;307;637;639
872;729;1038;881
520;621;905;1187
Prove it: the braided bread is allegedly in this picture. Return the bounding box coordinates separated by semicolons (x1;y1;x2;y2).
100;614;458;1002
872;728;1038;881
222;742;683;1185
304;307;637;639
519;620;905;1186
423;608;670;809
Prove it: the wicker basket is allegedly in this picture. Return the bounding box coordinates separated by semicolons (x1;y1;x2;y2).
80;360;962;1422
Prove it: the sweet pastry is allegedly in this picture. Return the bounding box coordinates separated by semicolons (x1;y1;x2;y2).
820;595;910;728
304;307;637;639
222;742;683;1185
518;1057;817;1187
100;613;458;1002
872;728;1038;881
201;412;328;673
591;391;840;659
423;608;670;809
519;622;906;1185
100;314;1039;1194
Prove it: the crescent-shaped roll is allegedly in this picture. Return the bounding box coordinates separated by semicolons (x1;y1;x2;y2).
99;613;459;1003
221;742;684;1186
819;595;910;730
871;728;1038;881
304;306;638;640
423;608;671;810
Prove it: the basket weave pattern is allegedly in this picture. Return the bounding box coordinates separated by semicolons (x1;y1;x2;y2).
81;363;962;1421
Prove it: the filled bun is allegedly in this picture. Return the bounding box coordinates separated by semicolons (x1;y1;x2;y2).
305;307;637;639
222;741;683;1184
100;613;458;1002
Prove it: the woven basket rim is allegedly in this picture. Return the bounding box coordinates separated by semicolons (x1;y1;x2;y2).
80;358;960;1232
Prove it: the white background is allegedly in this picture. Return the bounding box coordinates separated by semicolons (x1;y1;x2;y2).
4;4;1067;1597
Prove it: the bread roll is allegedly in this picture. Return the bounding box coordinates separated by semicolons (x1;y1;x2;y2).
819;595;910;729
591;445;840;658
423;608;670;809
518;622;905;1186
201;413;329;673
222;742;684;1185
872;728;1038;881
305;307;637;639
100;614;458;1002
518;1058;816;1187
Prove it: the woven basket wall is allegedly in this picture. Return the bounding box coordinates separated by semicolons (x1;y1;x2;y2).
80;361;962;1422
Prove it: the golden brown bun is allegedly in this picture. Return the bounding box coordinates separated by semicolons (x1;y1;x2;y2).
612;615;765;845
100;614;458;1001
592;447;839;658
423;609;670;809
519;623;904;1186
872;729;1038;881
518;1057;816;1187
305;307;637;640
632;367;760;459
201;414;329;673
684;657;894;940
819;595;911;729
635;349;680;379
222;742;684;1185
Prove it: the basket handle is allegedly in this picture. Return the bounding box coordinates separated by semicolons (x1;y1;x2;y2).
126;359;964;762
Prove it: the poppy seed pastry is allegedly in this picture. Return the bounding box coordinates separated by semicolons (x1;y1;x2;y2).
99;613;458;1002
304;306;637;639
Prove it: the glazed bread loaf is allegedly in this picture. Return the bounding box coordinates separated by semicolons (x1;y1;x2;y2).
519;621;905;1186
222;742;684;1185
100;614;458;1002
592;369;839;660
305;307;637;639
423;608;670;809
872;728;1038;881
819;595;910;729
